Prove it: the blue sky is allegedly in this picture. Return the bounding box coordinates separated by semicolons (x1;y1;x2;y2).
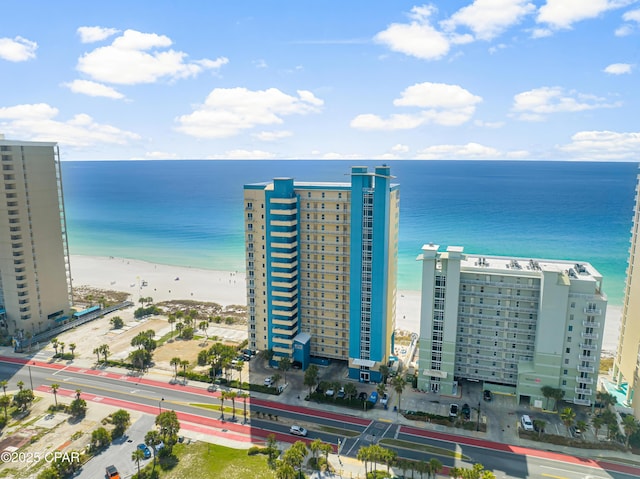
1;0;639;161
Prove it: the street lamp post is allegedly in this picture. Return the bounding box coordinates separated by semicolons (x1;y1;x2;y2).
28;362;34;391
159;397;164;414
476;400;481;432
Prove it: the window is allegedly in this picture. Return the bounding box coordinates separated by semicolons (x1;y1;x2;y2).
563;369;568;375
562;380;567;386
565;348;570;354
568;325;573;332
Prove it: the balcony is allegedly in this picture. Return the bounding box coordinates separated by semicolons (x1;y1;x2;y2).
577;365;595;373
574;387;593;395
583;307;602;315
582;320;601;328
573;398;591;406
581;332;599;340
575;376;594;385
579;343;597;351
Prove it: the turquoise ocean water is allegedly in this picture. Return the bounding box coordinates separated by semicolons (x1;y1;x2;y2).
61;160;638;305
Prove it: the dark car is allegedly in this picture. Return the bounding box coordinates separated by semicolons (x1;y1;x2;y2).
461;403;471;420
483;390;492;401
358;392;368;401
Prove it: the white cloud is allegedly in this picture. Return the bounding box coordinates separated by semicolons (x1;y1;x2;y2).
531;27;553;38
559;130;640;160
474;119;505;128
0;103;141;147
77;26;120;43
512;86;621;120
63;79;125;99
76;29;228;85
175;87;323;138
391;143;410;153
352;82;482;130
441;0;535;41
0;36;37;62
321;152;365;160
145;151;179;159
253;130;293;141
603;63;633;74
624;8;640;21
616;8;640;35
537;0;635;30
253;59;268;69
208;149;276;159
374;5;450;60
416;142;502;159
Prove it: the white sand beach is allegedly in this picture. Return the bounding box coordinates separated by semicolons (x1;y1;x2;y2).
69;255;622;354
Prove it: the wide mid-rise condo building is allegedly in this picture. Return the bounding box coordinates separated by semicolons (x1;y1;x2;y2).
0;136;73;340
244;166;399;382
417;245;606;407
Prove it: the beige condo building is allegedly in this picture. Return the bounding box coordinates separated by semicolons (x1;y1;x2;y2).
614;173;640;417
0;136;73;341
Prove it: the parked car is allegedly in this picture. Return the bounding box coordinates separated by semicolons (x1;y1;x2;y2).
483;390;492;401
290;425;308;437
155;441;165;452
325;388;335;397
380;393;389;406
368;391;379;404
358;392;368;401
569;425;582;437
106;465;120;479
336;388;346;399
449;403;459;418
137;443;151;459
264;377;273;386
520;415;534;431
461;403;471;420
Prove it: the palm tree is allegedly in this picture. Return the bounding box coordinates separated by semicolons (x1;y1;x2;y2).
0;395;10;421
131;448;145;477
622;415;639;448
392;375;406;414
51;338;59;355
576;419;588;440
219;390;227;420
199;320;209;341
428;458;443;478
592;415;604;439
227;391;238;421
180;359;189;384
51;383;60;406
167;314;176;339
560;407;576;436
144;430;162;470
278;357;291;385
235;360;244;387
170;357;181;379
92;346;101;363
69;343;76;357
533;419;546;438
59;341;65;355
240;392;250;423
99;344;110;362
17;380;24;391
0;380;8;396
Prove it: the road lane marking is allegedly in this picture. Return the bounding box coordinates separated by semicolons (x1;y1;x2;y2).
542;474;568;479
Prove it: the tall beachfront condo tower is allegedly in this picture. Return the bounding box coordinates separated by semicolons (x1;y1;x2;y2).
0;136;73;339
417;245;607;407
244;166;399;382
613;173;640;418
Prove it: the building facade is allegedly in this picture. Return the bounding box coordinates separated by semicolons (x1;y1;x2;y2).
417;245;607;407
613;172;640;417
244;166;399;382
0;136;73;340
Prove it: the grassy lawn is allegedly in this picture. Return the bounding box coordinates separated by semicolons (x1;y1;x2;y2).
144;442;276;479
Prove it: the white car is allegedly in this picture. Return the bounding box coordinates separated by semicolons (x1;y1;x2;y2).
380;393;389;406
264;377;272;386
289;425;308;437
521;414;534;431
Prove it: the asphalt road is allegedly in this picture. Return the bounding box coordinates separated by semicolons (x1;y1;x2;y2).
1;360;639;479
